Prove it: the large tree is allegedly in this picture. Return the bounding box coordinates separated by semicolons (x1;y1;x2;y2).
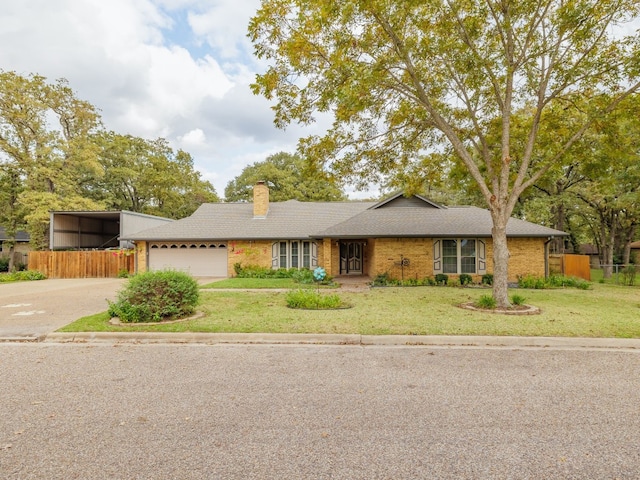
249;0;640;306
571;95;640;274
224;151;346;202
93;132;219;218
0;71;104;251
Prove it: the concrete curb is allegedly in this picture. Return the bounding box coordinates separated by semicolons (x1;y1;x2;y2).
42;332;640;351
0;335;43;343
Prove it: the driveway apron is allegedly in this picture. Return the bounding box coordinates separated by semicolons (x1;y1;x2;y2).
0;278;125;339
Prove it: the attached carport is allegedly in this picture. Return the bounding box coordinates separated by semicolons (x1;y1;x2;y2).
50;211;173;250
148;242;228;277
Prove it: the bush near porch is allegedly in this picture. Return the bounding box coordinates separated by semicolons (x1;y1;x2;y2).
233;264;335;285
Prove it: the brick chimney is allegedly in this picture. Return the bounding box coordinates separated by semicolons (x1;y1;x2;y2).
253;181;269;218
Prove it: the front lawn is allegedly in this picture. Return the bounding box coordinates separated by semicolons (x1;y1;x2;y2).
59;283;640;338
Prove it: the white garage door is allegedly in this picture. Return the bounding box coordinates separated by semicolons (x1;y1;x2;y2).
148;242;228;277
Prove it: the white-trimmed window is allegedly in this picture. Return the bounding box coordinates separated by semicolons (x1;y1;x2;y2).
272;241;318;269
434;239;486;275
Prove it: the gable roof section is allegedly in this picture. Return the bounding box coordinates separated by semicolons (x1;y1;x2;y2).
315;206;567;238
125;200;376;241
371;192;445;209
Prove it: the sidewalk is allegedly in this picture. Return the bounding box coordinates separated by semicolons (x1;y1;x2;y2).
41;331;640;351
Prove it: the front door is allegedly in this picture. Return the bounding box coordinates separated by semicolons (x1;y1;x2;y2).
340;242;363;275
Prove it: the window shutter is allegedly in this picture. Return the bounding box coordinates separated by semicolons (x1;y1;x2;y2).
433;240;442;275
271;242;279;269
311;242;318;268
477;239;487;274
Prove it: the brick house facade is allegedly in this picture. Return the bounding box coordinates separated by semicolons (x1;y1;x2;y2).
127;184;565;281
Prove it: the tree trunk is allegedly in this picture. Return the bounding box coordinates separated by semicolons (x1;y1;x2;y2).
7;243;15;272
621;225;636;265
601;216;616;278
491;221;511;308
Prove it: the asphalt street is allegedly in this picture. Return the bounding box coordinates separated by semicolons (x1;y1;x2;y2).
2;343;640;479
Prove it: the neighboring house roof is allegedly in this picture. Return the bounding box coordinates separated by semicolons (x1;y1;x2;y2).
125;194;566;241
630;241;640;249
125;200;376;241
579;244;599;255
0;227;30;242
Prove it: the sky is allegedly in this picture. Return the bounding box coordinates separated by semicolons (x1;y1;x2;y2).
0;0;343;199
2;2;638;202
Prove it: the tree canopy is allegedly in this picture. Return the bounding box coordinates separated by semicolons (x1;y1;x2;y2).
249;0;640;306
0;71;104;253
92;132;218;218
224;151;346;202
0;71;218;258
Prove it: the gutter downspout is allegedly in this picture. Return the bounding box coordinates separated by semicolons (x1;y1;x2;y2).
544;236;554;278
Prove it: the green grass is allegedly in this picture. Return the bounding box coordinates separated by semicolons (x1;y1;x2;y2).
200;278;318;289
0;271;47;283
285;289;348;309
590;268;640;286
59;283;640;338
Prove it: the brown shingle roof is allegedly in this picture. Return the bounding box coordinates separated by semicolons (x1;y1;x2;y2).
125;200;376;241
125;199;566;241
0;227;30;242
315;206;566;238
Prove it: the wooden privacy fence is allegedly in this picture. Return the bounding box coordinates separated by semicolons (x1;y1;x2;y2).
549;254;591;281
28;251;135;278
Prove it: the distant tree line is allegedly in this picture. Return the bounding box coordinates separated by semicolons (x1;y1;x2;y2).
0;70;218;267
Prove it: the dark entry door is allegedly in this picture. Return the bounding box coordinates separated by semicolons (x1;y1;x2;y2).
340;242;363;274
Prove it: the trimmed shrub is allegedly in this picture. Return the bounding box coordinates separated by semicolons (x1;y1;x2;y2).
108;270;199;323
459;273;473;286
435;273;448;285
234;263;297;279
285;289;346;309
481;273;493;286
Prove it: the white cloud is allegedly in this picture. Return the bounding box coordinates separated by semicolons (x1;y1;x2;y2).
0;0;353;199
178;128;207;148
187;0;261;59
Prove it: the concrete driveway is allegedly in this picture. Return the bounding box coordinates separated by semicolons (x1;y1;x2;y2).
0;278;125;340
